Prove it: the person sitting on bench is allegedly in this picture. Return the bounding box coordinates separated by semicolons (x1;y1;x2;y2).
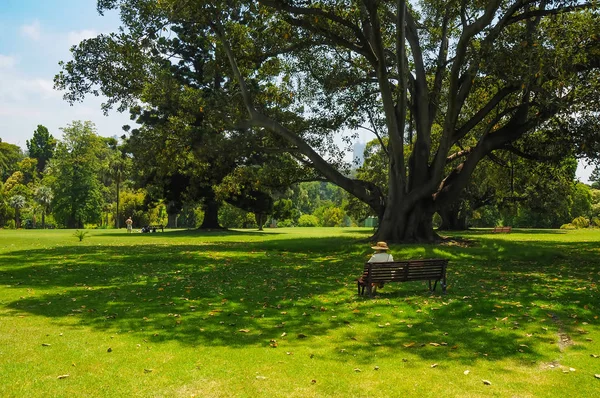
368;241;394;294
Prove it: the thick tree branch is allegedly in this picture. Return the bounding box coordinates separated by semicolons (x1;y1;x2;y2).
259;0;376;63
213;20;383;214
452;86;519;142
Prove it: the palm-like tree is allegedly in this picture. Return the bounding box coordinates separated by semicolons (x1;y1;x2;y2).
8;195;26;228
35;186;53;229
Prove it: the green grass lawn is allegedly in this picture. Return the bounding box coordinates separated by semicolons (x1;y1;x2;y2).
0;227;599;397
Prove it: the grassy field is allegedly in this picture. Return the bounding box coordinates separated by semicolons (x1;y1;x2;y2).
0;227;599;397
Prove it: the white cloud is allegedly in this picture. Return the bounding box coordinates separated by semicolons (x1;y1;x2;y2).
0;54;17;69
21;20;42;41
67;29;99;46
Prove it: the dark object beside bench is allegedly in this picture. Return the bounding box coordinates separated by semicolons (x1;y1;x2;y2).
357;259;448;296
141;225;164;233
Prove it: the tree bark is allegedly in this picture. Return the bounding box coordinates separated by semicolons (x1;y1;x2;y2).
438;207;468;231
199;196;221;229
115;179;121;229
167;213;178;228
41;210;46;229
255;213;265;231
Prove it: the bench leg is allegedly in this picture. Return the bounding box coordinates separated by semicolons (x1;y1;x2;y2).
429;280;438;292
366;284;373;297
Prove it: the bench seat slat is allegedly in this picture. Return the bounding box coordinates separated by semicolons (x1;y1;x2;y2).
358;259;447;296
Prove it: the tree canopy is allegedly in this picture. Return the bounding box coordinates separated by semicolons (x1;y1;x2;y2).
56;0;600;242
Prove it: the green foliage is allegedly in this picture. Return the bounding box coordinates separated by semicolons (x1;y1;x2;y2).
570;182;592;218
571;216;589;229
49;121;105;228
591;166;600;189
560;223;576;230
320;206;345;227
297;214;319;227
119;190;148;227
73;230;90;241
218;202;255;228
0;140;24;181
26;125;56;173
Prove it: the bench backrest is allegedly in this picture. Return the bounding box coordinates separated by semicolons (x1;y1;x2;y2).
362;259;448;283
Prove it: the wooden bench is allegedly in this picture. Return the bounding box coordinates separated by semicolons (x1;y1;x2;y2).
492;226;512;233
357;259;448;296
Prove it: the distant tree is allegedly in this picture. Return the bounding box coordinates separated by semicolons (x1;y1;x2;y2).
8;194;26;228
570;182;593;219
0;140;24;181
34;185;53;229
49;121;104;228
590;166;600;190
26;125;56;173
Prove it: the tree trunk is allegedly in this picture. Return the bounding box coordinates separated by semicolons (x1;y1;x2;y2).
15;209;21;229
167;213;178;228
42;210;46;229
115;179;120;229
373;197;439;243
438;207;468;231
255;213;265;231
199;197;221;229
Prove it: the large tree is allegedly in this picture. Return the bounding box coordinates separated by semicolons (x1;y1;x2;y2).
58;0;600;242
26;125;56;173
49;121;105;228
0;139;24;182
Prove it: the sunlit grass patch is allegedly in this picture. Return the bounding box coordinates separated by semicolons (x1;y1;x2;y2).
0;227;599;397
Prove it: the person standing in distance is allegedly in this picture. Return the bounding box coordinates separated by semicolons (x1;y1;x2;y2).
126;217;133;233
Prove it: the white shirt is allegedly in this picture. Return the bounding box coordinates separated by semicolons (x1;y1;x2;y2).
368;252;394;263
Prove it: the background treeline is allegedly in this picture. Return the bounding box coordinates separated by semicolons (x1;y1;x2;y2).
1;122;599;230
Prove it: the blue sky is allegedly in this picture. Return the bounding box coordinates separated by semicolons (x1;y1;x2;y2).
0;0;132;148
0;0;594;183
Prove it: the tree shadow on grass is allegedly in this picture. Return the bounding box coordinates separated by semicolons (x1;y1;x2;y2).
96;228;286;238
0;234;598;365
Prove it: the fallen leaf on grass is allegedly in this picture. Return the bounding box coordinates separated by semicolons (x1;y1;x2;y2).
464;370;470;375
238;329;250;333
591;354;599;358
297;333;308;338
144;369;153;373
256;376;266;380
57;374;69;379
429;342;440;347
354;368;361;372
42;343;51;347
482;380;492;385
595;374;600;379
431;363;438;368
403;342;415;348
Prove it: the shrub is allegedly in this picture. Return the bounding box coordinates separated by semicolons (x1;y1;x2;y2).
73;230;90;241
320;207;345;227
591;217;600;228
571;216;589;229
560;223;576;230
297;214;319;227
277;219;295;227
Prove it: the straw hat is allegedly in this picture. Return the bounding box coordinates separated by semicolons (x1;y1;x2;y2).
371;241;389;251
